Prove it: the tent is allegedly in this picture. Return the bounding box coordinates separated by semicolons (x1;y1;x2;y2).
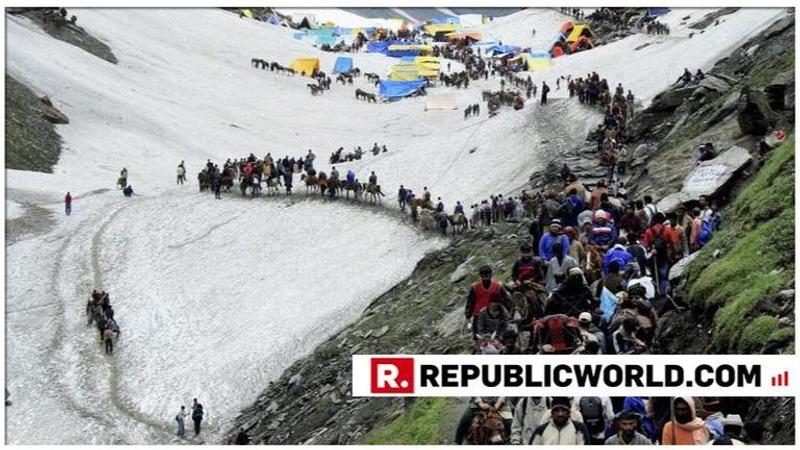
448;31;482;43
648;7;671;16
390;63;421;81
241;9;254;19
332;57;353;74
290;58;320;76
387;44;433;58
414;56;440;74
379;79;428;99
367;41;390;54
265;15;281;25
528;51;552;72
569;35;594;53
558;21;575;34
565;24;593;43
425;93;459;110
491;44;522;56
424;23;459;35
293;32;306;40
430;16;459;24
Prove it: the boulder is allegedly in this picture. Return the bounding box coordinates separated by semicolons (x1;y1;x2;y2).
737;89;777;136
681;145;752;198
669;252;700;281
657;191;694;213
650;86;695;111
450;256;475;283
39;96;69;124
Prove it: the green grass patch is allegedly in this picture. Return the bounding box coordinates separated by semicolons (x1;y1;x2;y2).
747;46;794;89
365;398;462;445
739;315;780;353
686;138;794;353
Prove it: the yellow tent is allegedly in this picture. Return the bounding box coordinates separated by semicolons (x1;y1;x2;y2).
290;58;320;76
424;23;459;35
414;56;440;77
241;9;254;19
530;57;550;72
565;24;592;43
389;63;421;81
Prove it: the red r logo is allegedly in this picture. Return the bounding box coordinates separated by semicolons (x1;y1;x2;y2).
370;358;414;394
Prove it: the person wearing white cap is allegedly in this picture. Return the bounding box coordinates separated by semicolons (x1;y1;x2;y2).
577;312;605;353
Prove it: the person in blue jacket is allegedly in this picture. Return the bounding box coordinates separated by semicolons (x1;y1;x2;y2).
601;239;634;277
346;169;356;184
589;210;618;250
538;219;570;262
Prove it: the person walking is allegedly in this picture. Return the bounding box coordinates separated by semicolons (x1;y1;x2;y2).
191;398;204;436
176;405;189;438
103;326;114;354
64;192;72;215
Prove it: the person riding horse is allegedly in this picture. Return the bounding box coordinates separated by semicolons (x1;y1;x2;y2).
117;167;128;189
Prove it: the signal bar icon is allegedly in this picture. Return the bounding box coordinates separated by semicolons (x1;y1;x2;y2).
770;371;789;387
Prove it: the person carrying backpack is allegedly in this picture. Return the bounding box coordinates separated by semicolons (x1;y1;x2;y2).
191;398;204;435
576;396;614;444
641;213;676;297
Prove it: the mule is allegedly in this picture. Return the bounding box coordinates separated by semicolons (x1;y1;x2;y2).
466;408;506;445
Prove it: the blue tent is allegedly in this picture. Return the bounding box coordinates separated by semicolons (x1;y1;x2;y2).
430;16;459;24
530;50;551;59
332;57;354;74
367;41;390;54
265;15;281;25
648;7;671;16
379;79;427;99
491;44;521;55
293;32;306;40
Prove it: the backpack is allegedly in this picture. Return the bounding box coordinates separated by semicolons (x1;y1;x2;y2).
579;397;605;434
698;219;714;247
652;229;669;263
559;199;576;219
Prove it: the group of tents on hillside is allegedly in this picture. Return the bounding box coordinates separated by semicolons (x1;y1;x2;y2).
245;8;609;102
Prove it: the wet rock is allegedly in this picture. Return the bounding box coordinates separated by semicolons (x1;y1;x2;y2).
373;325;389;338
651;86;695;111
737;88;777;136
668;253;700;281
681;145;752;198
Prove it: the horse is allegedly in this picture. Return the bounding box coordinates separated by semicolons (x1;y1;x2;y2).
466;408;507;445
265;176;280;196
365;93;377;103
355;88;366;100
197;171;209;192
327;178;341;199
583;244;604;285
343;180;362;200
451;213;468;234
364;183;384;204
307;84;322;96
301;173;318;195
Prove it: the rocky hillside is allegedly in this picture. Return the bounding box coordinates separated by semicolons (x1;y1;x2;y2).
227;13;795;445
5;75;68;173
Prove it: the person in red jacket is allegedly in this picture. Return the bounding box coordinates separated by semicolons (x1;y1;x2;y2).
465;265;510;339
640;212;677;297
64;192;72;216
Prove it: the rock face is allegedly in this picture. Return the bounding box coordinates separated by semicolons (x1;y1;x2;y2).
682;146;752;198
39;96;69;124
737;88;777;135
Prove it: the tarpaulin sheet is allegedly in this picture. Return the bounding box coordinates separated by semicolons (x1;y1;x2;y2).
379;79;427;98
